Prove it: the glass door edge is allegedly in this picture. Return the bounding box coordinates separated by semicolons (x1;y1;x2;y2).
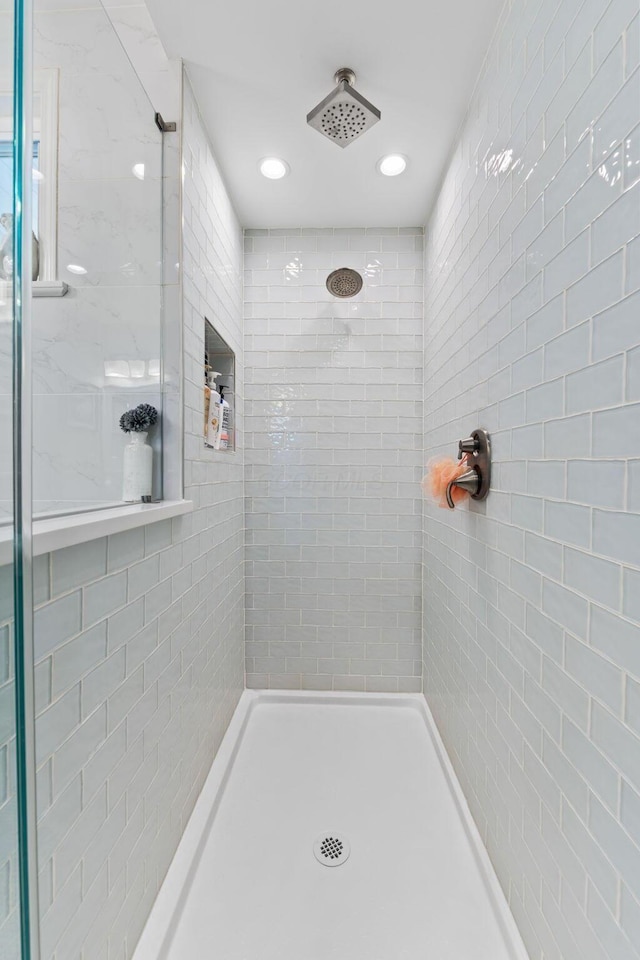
13;0;41;954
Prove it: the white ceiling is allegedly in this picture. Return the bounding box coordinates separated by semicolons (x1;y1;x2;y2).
146;0;504;228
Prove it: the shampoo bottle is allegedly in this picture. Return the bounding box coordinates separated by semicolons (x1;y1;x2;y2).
206;371;222;448
217;385;230;449
217;375;233;450
204;364;212;439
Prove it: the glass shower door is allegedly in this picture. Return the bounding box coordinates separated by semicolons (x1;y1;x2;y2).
1;0;39;956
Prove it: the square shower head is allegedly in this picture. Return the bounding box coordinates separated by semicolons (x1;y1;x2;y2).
306;71;381;147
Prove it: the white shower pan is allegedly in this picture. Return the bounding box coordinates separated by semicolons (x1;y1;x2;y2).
133;691;528;960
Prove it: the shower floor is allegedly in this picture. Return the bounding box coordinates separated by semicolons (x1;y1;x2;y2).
134;692;527;960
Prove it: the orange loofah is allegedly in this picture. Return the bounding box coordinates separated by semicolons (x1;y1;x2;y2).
421;457;470;509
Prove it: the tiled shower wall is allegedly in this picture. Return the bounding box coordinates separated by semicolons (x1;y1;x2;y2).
423;0;640;959
244;228;423;691
7;74;246;960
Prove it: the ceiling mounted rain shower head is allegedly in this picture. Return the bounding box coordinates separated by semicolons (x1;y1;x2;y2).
307;68;381;147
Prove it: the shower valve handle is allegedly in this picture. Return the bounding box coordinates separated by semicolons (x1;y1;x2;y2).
458;436;479;460
447;429;492;506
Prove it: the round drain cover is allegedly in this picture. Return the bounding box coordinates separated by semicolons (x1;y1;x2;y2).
313;833;351;867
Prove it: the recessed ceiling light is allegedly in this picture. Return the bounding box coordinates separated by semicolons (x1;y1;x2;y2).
132;163;145;180
66;263;87;275
259;157;289;180
377;154;407;177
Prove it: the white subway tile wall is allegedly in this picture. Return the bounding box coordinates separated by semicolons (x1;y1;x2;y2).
423;1;640;959
244;228;423;692
0;573;18;951
21;73;245;960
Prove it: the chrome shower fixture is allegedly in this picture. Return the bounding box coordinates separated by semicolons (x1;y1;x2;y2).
445;429;492;508
307;68;381;147
326;267;363;298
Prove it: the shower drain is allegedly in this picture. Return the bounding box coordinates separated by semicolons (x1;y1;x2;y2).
313;833;351;867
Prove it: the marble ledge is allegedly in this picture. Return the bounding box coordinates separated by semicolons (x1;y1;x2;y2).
33;281;69;298
0;499;193;566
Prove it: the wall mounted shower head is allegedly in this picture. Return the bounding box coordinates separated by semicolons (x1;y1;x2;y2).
307;68;381;147
326;267;363;298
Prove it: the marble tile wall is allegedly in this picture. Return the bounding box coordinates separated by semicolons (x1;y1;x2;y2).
102;1;183;502
244;228;423;691
26;1;164;516
422;0;640;958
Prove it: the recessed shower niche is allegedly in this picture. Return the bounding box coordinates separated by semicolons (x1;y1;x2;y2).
204;317;235;452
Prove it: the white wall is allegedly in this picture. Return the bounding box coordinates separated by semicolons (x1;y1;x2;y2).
8;71;246;960
244;227;423;691
423;0;640;958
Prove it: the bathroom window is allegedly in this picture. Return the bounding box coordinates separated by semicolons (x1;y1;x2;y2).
204;318;236;453
0;139;39;272
0;69;59;290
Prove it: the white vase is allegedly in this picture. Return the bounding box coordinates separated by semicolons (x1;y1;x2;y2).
122;431;153;502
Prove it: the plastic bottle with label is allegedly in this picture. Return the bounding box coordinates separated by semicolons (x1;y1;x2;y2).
206;371;222;448
217;375;233;450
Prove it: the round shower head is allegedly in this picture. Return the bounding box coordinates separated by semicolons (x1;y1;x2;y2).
326;267;363;298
